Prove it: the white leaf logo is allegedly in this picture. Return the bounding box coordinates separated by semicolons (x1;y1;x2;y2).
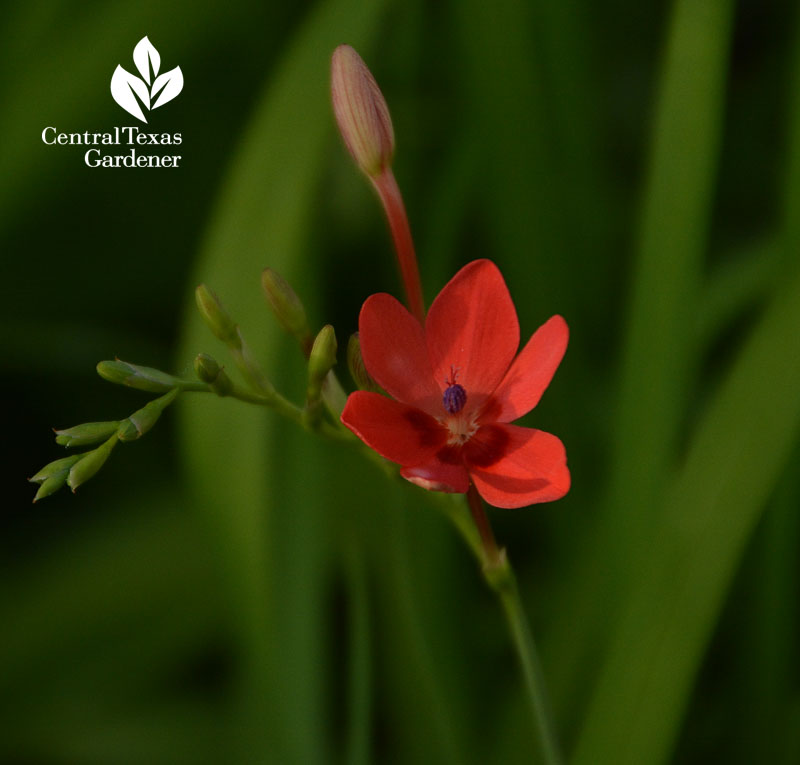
152;67;184;109
110;65;149;122
110;36;183;123
133;36;160;84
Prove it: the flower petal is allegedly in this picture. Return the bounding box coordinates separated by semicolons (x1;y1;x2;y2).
425;260;519;412
484;315;568;423
465;424;569;508
359;293;442;413
401;457;470;494
341;391;446;466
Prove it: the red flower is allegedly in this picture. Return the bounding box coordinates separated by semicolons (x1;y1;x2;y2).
341;259;570;508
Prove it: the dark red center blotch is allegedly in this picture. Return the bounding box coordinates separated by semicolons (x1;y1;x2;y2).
443;383;467;414
463;424;510;468
403;409;447;448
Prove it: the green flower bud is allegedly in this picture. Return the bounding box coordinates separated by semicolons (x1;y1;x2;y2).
331;45;395;178
195;284;241;348
54;421;121;448
307;325;338;399
30;454;83;501
97;360;183;393
117;388;180;442
30;454;83;484
261;268;312;356
33;475;69;502
67;434;119;492
193;352;220;382
194;353;234;396
346;332;381;392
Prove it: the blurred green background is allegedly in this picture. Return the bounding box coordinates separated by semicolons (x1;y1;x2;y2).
3;0;800;762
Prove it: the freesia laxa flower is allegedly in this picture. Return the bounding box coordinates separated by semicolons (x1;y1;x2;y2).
341;259;570;508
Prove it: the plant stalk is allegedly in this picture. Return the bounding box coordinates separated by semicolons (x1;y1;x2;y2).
462;486;563;765
372;168;425;323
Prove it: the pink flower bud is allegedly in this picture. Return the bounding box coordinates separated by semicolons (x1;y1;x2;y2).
331;45;395;178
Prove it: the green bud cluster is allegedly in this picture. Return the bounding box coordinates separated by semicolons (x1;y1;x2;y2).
33;262;357;502
29;454;83;502
194;284;279;398
259;270;347;422
66;435;119;492
28;431;121;501
30;388;181;501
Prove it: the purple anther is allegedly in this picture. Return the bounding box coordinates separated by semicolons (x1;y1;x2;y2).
443;383;467;414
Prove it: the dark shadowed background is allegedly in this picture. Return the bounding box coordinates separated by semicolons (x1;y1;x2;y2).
2;1;800;763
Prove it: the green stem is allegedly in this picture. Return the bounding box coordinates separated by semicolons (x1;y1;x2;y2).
224;387;277;406
174;380;214;392
434;494;482;560
226;338;331;431
491;563;564;765
230;342;277;396
456;488;563;765
192;373;350;441
466;484;502;567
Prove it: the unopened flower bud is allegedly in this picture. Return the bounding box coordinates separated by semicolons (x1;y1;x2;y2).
346;333;382;393
261;268;313;356
32;475;67;502
30;454;84;484
30;454;83;500
97;360;183;393
28;454;83;502
307;325;338;400
117;388;179;442
195;284;241;348
194;353;234;396
194;353;220;382
66;434;119;492
331;45;395;178
54;421;121;448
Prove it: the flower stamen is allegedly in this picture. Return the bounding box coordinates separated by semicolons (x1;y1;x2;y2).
445;412;477;445
443;366;466;414
443;383;466;414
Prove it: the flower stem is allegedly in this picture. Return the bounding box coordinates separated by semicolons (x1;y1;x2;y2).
466;484;502;567
463;487;563;765
491;564;564;765
372;168;425;323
